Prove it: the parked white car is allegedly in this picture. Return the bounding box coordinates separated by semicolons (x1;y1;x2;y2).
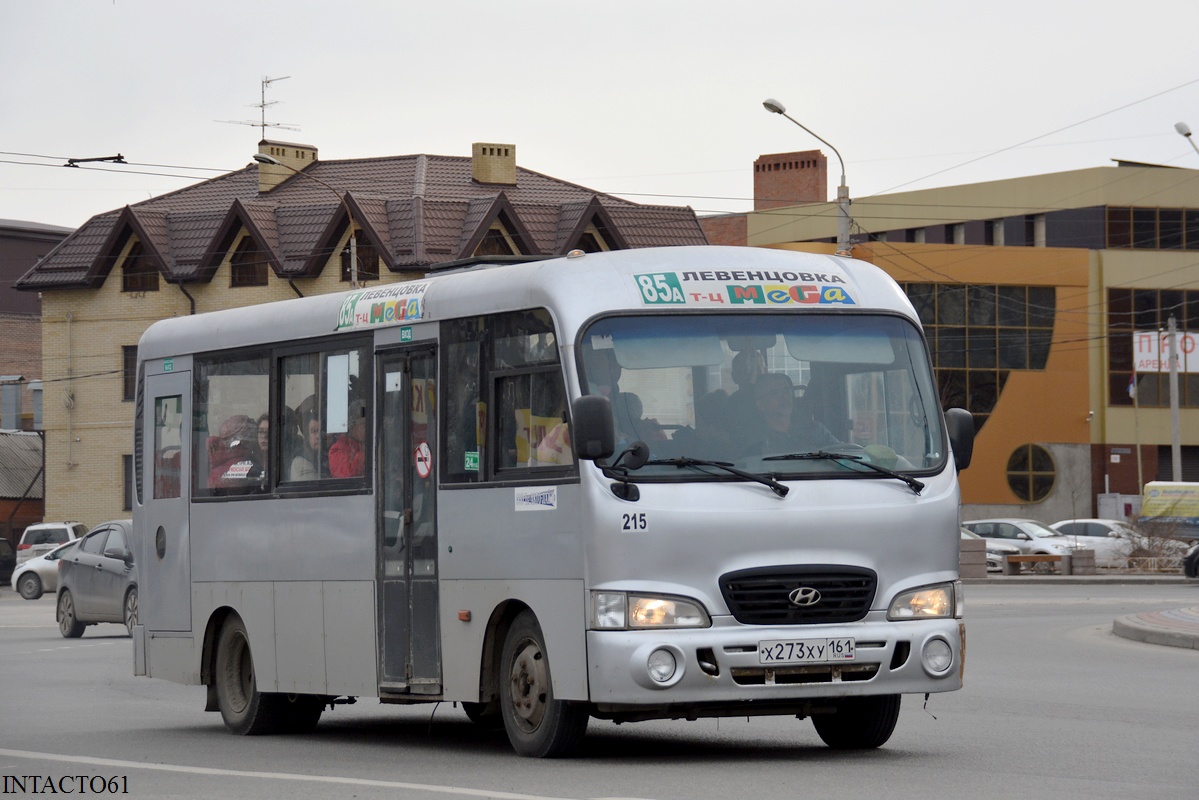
1049;518;1189;569
16;522;86;565
11;540;79;600
961;519;1074;557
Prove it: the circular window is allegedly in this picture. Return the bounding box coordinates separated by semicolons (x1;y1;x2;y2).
1006;444;1055;502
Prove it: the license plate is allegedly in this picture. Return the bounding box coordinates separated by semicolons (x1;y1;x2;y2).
758;637;855;664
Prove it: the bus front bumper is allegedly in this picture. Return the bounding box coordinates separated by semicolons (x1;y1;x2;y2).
585;615;964;710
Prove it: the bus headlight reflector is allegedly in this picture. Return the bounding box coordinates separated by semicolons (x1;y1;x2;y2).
629;595;707;628
922;637;953;675
591;592;710;630
887;582;959;620
647;648;677;683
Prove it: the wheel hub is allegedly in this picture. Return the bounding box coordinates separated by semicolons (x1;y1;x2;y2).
509;642;547;726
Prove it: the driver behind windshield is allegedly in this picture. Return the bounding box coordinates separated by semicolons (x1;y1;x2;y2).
748;372;836;455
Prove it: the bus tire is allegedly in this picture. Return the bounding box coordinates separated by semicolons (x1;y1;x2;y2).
214;616;283;735
499;610;589;757
811;694;901;749
279;694;324;733
461;700;504;731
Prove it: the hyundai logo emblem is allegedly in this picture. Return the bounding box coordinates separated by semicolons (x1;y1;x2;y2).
788;587;821;606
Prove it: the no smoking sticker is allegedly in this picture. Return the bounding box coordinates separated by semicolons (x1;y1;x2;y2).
414;441;432;478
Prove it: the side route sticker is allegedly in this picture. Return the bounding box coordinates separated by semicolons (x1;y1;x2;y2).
515;486;558;511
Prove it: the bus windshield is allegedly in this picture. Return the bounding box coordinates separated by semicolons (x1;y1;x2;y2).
578;312;946;479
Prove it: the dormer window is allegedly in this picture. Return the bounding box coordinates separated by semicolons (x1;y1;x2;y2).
340;231;380;282
121;241;159;292
230;238;268;287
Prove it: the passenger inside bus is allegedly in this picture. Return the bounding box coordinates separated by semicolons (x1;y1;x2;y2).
207;414;265;489
289;412;325;481
612;392;665;446
728;349;766;419
328;401;367;477
256;414;270;464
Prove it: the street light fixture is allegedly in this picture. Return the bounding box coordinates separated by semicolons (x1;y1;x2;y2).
1176;122;1199;159
252;153;360;288
762;98;852;255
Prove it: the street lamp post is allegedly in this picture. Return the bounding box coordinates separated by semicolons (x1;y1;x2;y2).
1176;122;1199;159
252;153;359;288
763;98;852;255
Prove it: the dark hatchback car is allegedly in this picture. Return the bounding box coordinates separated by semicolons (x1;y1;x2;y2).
0;538;15;585
56;520;138;638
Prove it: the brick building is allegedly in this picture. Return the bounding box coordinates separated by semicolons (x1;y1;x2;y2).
1;219;73;432
15;140;708;525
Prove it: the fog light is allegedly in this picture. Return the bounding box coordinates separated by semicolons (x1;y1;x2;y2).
922;638;953;675
647;648;677;683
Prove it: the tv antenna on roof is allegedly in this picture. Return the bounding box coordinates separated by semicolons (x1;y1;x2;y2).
217;75;300;138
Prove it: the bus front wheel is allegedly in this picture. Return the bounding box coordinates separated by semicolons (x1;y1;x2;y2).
499;610;589;757
811;694;901;749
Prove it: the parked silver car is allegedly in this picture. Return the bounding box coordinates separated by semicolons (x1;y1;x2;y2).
56;520;137;638
961;518;1074;556
1049;518;1189;569
11;540;78;600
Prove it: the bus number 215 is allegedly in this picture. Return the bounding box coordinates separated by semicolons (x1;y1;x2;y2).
622;513;648;531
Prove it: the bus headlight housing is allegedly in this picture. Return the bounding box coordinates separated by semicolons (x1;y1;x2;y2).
591;592;710;630
887;581;962;620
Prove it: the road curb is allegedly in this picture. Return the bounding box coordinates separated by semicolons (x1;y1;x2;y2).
1112;606;1199;651
963;575;1197;586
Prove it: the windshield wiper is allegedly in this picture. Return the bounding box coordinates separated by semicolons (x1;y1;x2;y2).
763;450;924;495
644;457;789;498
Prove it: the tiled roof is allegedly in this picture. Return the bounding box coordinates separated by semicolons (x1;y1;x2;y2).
16;152;708;290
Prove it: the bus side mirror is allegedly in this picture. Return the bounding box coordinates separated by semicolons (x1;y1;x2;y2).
571;395;615;461
945;407;974;472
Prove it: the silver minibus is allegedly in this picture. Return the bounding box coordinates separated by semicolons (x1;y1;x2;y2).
133;245;974;756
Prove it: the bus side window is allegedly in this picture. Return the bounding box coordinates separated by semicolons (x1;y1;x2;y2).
153;395;183;499
488;310;573;476
280;346;369;485
442;317;484;484
192;353;270;498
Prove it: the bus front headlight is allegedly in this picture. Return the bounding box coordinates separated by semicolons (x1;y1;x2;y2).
887;582;962;620
591;592;710;630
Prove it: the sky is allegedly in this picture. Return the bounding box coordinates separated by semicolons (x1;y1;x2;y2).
2;0;1199;231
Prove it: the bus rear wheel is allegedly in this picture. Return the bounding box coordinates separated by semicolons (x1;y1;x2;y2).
215;616;283;735
811;694;901;749
499;610;589;757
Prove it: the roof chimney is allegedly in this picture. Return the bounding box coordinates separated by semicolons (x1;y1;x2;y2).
472;142;517;185
753;149;827;210
257;140;319;193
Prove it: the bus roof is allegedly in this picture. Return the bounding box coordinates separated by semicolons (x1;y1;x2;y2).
137;246;918;360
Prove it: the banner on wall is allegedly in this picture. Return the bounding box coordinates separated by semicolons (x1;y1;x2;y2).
1132;330;1197;373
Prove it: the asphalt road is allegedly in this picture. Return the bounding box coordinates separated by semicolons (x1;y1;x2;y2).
1;582;1197;800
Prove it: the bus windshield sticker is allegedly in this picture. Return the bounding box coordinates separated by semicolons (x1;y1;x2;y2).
515;486;557;511
634;270;855;307
336;282;431;330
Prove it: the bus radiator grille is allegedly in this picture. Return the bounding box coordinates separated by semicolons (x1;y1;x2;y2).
719;565;877;625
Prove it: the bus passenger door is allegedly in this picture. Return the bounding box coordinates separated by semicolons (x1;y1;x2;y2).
377;348;440;692
140;371;191;632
